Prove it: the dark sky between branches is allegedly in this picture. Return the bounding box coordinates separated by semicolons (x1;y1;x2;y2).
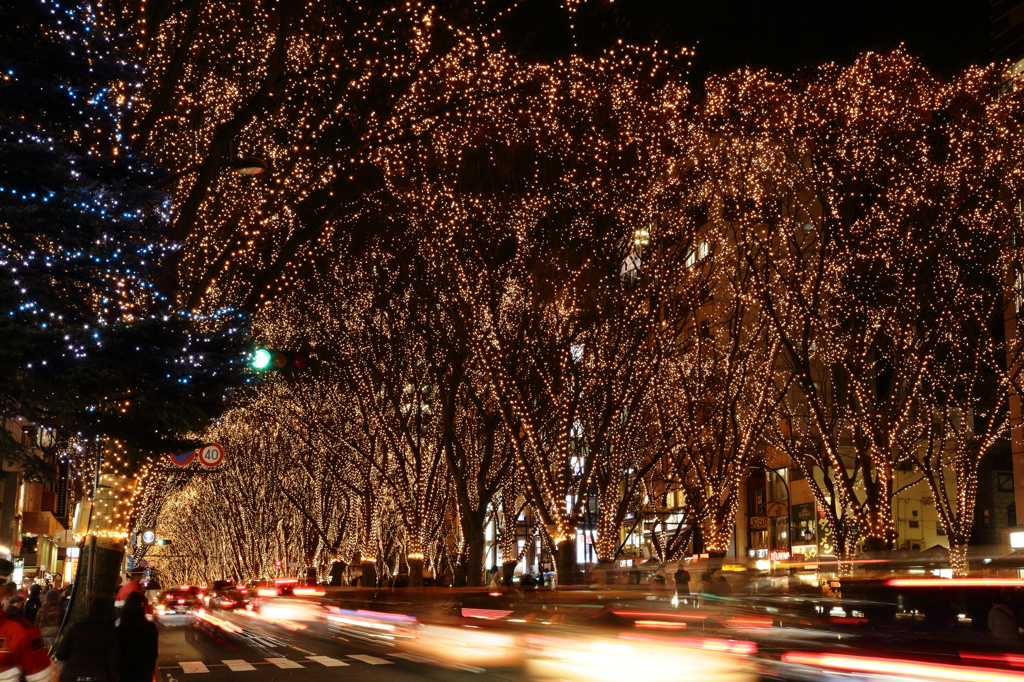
503;0;993;81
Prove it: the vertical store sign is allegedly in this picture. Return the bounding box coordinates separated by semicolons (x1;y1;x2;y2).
817;509;835;557
63;547;79;585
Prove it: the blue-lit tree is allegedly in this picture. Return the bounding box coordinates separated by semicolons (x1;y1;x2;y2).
0;0;249;477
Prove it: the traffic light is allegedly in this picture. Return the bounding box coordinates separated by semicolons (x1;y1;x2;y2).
155;539;172;546
250;349;308;372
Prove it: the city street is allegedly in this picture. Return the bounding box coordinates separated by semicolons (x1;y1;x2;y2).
156;611;524;682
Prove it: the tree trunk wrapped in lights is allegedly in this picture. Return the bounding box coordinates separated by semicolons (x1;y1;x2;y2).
498;494;523;579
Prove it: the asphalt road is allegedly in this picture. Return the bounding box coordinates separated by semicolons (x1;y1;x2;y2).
156;610;526;682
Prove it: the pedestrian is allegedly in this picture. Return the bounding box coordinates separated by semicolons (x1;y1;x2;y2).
650;574;669;593
675;569;691;597
989;594;1019;649
59;585;73;613
520;573;537;589
117;592;158;682
5;595;25;617
114;572;142;620
24;584;41;624
36;590;62;647
0;559;53;682
54;597;120;682
716;571;732;596
453;564;467;588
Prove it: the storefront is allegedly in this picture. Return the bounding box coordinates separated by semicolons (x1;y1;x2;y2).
747;467;792;570
747;471;769;560
790;502;818;562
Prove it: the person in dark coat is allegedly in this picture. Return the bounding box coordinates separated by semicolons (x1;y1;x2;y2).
35;590;62;646
5;595;24;616
23;584;41;624
54;597;120;682
117;592;157;682
675;569;691;596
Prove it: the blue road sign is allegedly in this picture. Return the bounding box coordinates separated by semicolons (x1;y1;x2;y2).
170;451;194;466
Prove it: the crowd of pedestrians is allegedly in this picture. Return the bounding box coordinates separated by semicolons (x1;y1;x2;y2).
50;572;158;682
0;568;161;682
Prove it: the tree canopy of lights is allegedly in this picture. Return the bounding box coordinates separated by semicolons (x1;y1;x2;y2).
0;0;253;476
104;0;1024;586
697;52;1024;575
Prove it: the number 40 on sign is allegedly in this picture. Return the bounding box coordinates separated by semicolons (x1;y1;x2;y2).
197;443;224;467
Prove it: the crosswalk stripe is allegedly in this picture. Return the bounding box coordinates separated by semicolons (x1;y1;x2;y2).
222;660;256;672
180;662;209;674
347;654;393;665
307;656;348;667
266;658;304;669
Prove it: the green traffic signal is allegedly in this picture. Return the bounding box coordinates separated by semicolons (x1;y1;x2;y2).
251;348;272;370
250;348;308;372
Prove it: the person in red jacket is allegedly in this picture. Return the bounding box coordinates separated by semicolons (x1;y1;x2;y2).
0;559;53;682
114;572;143;619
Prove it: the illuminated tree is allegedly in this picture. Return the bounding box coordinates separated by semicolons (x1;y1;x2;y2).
698;52;1024;573
654;253;786;564
97;0;542;313
1;0;248;472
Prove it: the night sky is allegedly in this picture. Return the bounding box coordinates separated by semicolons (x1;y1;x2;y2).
503;1;993;82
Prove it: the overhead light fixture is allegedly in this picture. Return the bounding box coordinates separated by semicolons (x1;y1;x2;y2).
228;157;268;176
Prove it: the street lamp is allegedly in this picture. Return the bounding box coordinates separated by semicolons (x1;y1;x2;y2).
227;157;268;176
156;156;269;186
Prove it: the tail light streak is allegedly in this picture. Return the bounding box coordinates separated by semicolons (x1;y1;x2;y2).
781;652;1024;682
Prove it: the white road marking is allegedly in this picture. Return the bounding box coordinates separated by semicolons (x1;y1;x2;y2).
307;656;348;667
179;662;209;674
347;655;393;665
222;660;256;672
266;658;304;669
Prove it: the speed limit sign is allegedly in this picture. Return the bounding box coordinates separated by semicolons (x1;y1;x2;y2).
198;443;224;467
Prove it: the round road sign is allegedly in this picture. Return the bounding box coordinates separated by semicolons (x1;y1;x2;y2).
141;530;156;544
198;443;224;467
170;451;194;466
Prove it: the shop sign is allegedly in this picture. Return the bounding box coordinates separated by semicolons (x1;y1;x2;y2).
767;501;788;518
769;550;790;562
791;544;817;560
750;516;769;530
817;509;835;556
791;503;815;522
